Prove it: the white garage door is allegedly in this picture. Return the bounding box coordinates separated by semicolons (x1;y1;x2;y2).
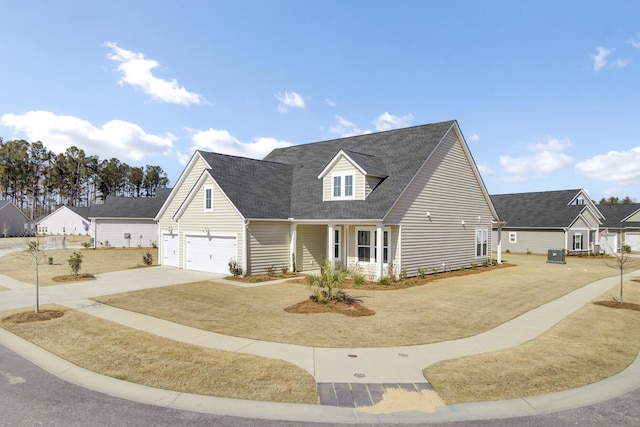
625;233;640;251
185;235;237;273
600;233;618;254
162;233;179;267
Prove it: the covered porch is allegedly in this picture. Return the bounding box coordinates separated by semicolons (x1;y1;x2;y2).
290;222;400;281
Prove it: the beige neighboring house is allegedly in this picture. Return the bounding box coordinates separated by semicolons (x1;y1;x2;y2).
490;189;604;255
597;203;640;254
155;120;499;279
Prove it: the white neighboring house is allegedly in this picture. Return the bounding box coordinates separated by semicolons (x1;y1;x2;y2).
89;189;170;248
597;203;640;254
36;206;91;235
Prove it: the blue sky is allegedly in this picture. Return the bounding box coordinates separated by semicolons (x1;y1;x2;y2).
1;0;639;202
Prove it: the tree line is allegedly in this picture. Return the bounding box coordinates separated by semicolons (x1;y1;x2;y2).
598;196;636;205
0;138;170;220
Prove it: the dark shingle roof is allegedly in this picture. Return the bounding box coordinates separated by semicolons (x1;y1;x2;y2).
67;206;91;220
90;190;171;219
491;189;588;228
198;152;293;219
598;203;640;228
339;150;388;177
262;121;456;220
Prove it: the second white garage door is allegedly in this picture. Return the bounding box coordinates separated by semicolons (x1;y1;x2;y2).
185;234;237;273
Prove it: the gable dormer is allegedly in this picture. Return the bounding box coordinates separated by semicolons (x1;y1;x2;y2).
317;150;388;201
568;189;605;222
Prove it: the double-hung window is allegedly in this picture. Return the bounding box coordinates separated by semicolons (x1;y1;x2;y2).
357;228;389;264
332;172;355;200
476;228;488;257
204;185;213;211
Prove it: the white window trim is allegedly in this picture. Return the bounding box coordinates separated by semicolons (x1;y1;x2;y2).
573;233;583;250
331;171;356;200
509;231;517;244
204;185;213;212
356;226;390;265
475;228;488;258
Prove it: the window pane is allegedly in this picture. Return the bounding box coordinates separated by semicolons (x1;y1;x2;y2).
345;175;353;196
358;247;370;262
205;188;212;209
358;230;370;245
333;176;341;197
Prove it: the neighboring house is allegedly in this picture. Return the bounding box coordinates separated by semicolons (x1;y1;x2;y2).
36;206;91;235
490;189;604;255
597;203;640;254
89;188;171;248
155;120;499;279
0;200;31;237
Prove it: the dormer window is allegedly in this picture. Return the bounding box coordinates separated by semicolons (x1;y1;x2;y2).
204;185;213;211
332;172;355;200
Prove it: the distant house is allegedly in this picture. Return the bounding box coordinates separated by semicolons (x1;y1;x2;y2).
155;120;499;278
36;206;91;235
597;203;640;253
491;189;604;255
89;188;171;248
0;200;31;237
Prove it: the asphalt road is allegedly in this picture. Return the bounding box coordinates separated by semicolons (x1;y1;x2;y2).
1;343;639;426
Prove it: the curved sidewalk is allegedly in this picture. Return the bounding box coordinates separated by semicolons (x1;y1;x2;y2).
1;267;640;423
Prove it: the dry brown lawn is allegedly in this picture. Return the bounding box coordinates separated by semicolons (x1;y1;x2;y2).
0;247;158;285
94;254;619;347
0;304;318;404
424;281;640;404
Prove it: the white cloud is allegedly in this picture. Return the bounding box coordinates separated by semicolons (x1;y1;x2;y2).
1;110;173;161
499;137;574;176
628;35;640;49
105;42;203;106
591;46;628;72
190;128;292;159
469;133;480;142
575;147;640;186
275;91;306;112
592;47;612;71
372;112;414;132
329;116;371;138
325;99;337;107
476;163;494;177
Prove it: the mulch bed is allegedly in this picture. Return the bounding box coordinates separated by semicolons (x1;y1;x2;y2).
284;299;375;317
2;310;65;324
51;274;96;283
593;301;640;311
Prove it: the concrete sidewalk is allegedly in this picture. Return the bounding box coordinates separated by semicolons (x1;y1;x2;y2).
1;265;640;423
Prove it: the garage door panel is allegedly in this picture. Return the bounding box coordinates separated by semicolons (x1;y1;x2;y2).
185;235;236;273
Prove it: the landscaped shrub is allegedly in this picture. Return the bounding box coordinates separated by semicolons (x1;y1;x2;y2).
67;252;83;277
306;260;356;303
281;265;289;274
228;259;243;277
378;276;391;286
352;273;367;287
142;252;153;266
265;265;277;277
417;268;426;278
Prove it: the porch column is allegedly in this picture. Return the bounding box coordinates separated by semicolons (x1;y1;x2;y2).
376;223;384;280
327;223;335;270
496;225;503;264
289;222;297;272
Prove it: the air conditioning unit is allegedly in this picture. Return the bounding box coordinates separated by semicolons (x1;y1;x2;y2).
547;249;566;264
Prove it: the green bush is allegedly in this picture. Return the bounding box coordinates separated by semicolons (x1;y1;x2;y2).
417;268;426;278
142;252;153;266
352;273;367;287
68;252;84;277
228;259;243;277
306;260;352;303
378;276;391;286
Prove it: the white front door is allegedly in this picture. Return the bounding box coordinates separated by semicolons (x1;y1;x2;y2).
162;233;179;267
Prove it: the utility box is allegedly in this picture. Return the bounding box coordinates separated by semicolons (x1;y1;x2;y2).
547;249;566;264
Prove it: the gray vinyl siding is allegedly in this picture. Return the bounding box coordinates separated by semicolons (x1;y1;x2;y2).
385;129;495;277
628;211;640;222
0;203;30;237
296;225;326;271
93;219;158;248
493;229;565;254
322;156;365;201
157;156;210;267
179;177;244;268
247;221;290;275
